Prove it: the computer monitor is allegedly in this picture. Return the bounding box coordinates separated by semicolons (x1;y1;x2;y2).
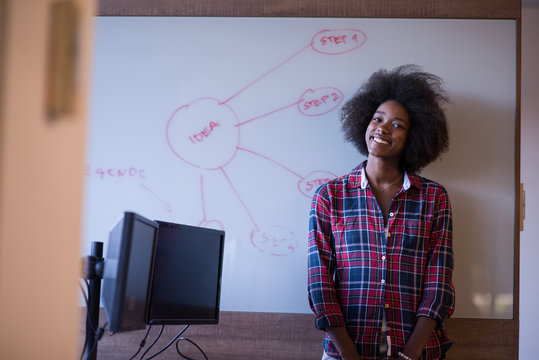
147;221;225;325
101;212;159;333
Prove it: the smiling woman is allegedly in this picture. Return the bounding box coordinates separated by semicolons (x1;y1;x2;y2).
364;100;410;164
340;65;450;174
308;65;454;360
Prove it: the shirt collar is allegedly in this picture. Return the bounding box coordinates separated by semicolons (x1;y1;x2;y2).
349;160;417;190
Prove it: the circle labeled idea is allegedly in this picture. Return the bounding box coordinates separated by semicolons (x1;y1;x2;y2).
166;97;240;170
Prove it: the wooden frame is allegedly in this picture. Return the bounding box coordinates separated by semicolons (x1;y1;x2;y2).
93;1;521;359
98;0;519;18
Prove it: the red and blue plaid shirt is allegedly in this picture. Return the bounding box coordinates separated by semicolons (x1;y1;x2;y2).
308;161;455;359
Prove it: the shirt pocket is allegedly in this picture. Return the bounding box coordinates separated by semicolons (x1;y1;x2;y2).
400;224;429;260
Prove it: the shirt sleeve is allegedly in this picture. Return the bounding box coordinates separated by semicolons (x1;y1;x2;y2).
307;184;346;330
416;186;455;324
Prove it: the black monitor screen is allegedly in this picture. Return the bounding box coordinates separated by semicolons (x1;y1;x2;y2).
101;212;158;333
148;221;225;325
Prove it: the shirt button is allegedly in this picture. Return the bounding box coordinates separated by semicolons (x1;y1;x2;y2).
385;303;390;308
389;212;395;217
381;279;386;284
382;255;386;261
387;327;391;332
387;233;392;238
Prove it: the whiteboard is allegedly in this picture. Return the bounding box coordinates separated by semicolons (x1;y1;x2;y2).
83;17;516;318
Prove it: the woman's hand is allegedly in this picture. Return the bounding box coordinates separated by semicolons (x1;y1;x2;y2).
402;316;437;359
326;327;363;360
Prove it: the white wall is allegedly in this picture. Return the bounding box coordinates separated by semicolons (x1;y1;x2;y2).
0;0;95;358
519;4;539;360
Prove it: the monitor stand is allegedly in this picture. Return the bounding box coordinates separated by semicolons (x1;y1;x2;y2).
82;241;104;360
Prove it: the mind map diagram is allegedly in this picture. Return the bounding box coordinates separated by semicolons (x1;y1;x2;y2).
86;27;367;257
164;28;367;256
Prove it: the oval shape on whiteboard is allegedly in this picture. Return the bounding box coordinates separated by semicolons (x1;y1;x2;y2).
298;87;344;117
166;97;240;170
298;170;338;198
311;29;367;55
250;225;296;256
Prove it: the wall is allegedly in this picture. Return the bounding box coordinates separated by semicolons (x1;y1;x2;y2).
0;0;95;358
519;4;539;359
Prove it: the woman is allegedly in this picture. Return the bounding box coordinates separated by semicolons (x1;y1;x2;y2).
308;65;455;360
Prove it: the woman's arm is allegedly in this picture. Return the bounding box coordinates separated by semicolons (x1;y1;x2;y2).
400;316;437;360
308;185;346;329
408;185;455;359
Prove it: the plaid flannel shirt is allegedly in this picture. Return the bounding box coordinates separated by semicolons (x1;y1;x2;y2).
308;161;455;359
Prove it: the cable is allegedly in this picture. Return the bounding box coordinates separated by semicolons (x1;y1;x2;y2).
144;325;190;360
128;325;153;360
175;337;209;360
79;278;105;360
79;279;89;307
83;322;108;360
78;279;98;334
139;325;165;359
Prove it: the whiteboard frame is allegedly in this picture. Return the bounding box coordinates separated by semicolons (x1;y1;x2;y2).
94;1;521;356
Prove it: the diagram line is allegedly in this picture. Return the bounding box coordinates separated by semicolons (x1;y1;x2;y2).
220;43;312;105
219;167;260;232
236;147;304;179
235;100;302;127
200;174;207;221
140;183;172;212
